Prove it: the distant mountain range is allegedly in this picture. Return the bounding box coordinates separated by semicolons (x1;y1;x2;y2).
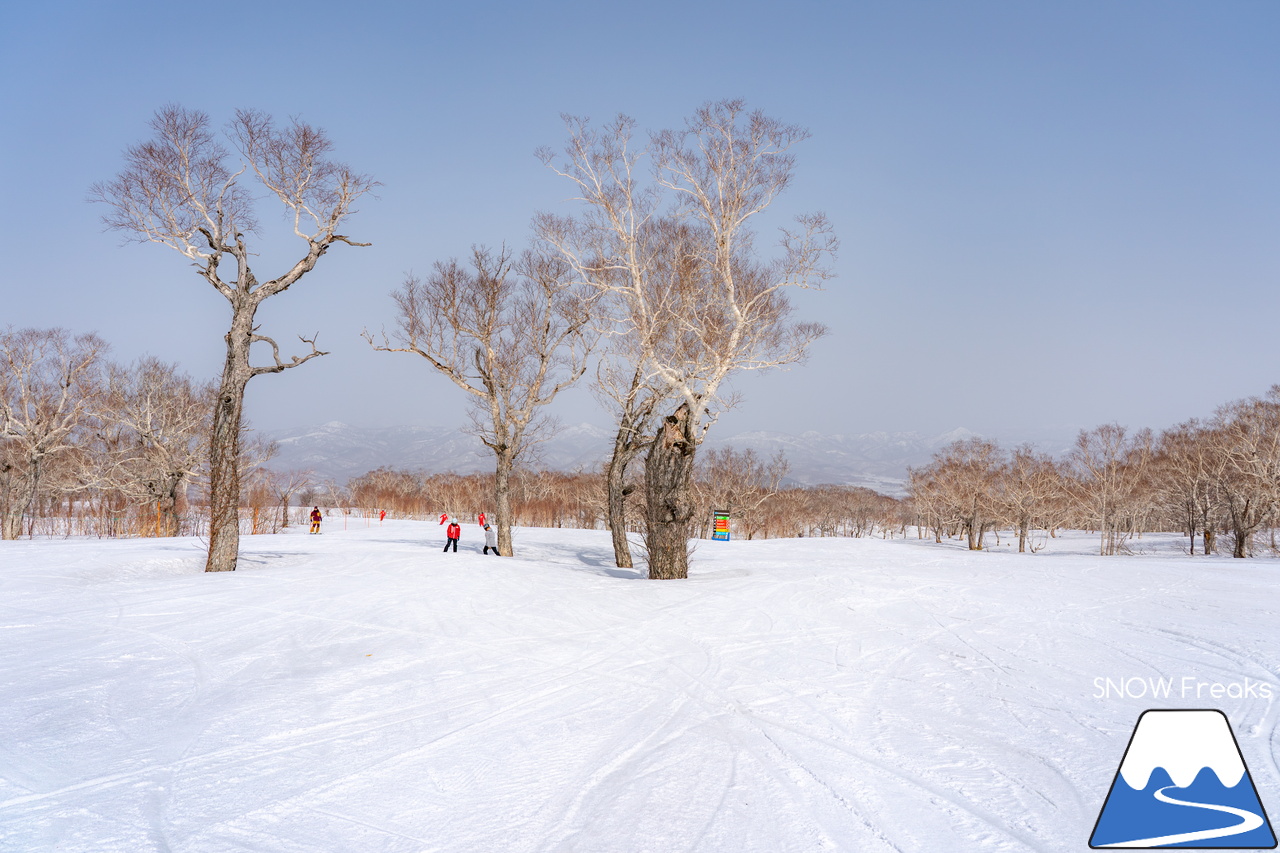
261;421;1044;496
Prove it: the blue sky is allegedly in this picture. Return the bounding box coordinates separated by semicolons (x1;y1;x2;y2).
3;1;1278;444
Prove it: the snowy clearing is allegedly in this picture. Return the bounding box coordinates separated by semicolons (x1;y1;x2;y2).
2;523;1278;852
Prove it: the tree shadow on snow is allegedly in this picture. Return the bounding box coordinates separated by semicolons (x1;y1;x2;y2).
519;538;646;580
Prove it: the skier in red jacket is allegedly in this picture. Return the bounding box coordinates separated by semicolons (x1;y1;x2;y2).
444;520;461;552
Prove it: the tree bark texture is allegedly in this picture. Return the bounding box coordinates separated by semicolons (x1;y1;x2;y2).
967;517;983;551
494;450;514;557
1227;497;1259;559
158;478;182;538
0;462;36;541
644;405;697;580
605;420;646;569
205;304;254;572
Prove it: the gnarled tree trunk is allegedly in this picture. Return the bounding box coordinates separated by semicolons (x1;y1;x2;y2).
605;419;647;569
157;476;183;538
206;306;254;572
1;462;35;541
644;404;697;580
494;449;514;557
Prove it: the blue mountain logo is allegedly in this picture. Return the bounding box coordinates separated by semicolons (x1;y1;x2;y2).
1090;709;1276;848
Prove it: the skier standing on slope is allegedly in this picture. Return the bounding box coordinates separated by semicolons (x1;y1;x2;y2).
444;519;461;552
309;507;322;534
477;511;486;528
482;523;500;556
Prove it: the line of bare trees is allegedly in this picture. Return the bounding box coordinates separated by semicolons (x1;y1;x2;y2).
908;386;1280;558
343;446;905;544
0;326;295;540
1;332;905;543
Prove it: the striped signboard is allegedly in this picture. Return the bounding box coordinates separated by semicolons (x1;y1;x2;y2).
712;510;730;541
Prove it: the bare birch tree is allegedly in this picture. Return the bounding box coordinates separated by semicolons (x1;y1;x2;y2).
926;438;1004;550
1069;424;1154;556
0;328;108;539
91;105;376;571
694;446;789;540
907;463;955;544
535;117;679;569
540;100;835;579
99;357;212;537
266;468;314;530
1153;420;1225;555
998;444;1061;553
1210;389;1280;558
366;245;596;556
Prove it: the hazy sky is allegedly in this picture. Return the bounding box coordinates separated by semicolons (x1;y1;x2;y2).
3;1;1277;444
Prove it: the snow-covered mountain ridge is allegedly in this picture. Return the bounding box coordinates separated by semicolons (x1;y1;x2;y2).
260;421;1011;494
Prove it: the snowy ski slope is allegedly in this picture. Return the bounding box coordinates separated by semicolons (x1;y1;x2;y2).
1;522;1278;851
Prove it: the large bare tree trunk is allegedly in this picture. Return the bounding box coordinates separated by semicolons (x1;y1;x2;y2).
205;309;253;572
605;422;644;569
1;508;22;541
1;467;34;540
494;450;514;557
1231;506;1252;559
605;453;633;569
967;515;984;551
159;478;182;538
644;405;697;580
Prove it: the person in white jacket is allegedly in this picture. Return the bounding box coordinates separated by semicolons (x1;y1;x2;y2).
482;523;500;556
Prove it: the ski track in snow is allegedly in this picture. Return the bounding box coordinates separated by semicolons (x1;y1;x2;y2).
1;525;1278;851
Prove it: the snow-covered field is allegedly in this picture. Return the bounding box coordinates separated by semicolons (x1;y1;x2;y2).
2;522;1278;852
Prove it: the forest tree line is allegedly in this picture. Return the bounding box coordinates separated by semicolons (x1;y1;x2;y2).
908;385;1280;558
8;323;1280;559
0;336;902;546
0;327;291;540
343;448;904;543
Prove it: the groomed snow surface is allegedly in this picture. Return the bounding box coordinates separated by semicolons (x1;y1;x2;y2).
2;522;1278;852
